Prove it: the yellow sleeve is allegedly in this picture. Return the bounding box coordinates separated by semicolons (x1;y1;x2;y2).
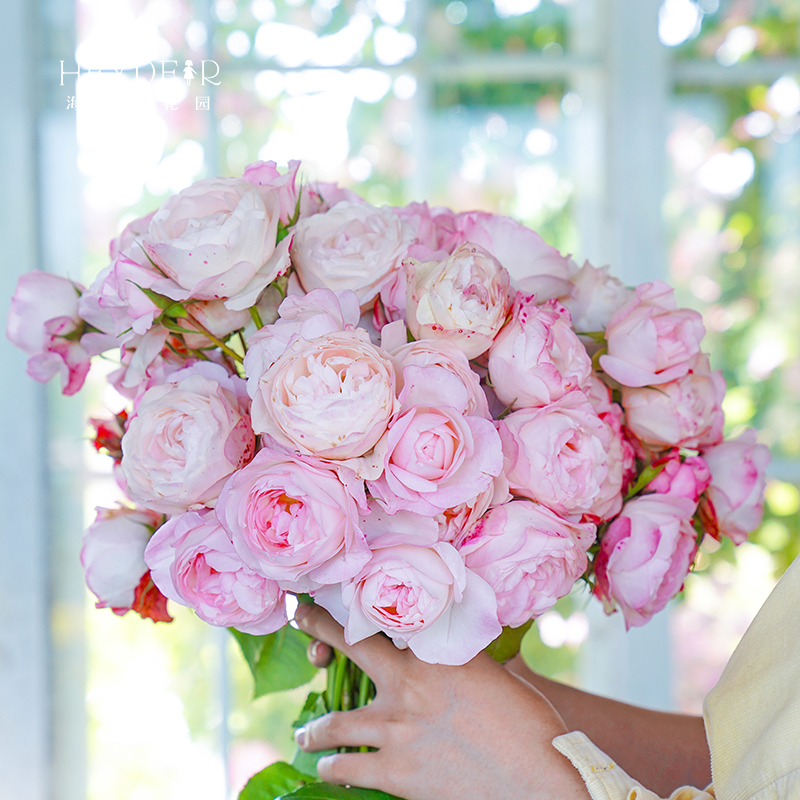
552;732;715;800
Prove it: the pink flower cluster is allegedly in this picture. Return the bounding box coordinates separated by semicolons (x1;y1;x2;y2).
7;161;770;660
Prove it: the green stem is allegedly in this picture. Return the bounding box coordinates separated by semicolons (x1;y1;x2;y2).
185;312;244;363
357;667;371;708
249;305;264;330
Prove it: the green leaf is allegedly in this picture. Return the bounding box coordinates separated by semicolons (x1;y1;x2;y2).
230;625;318;697
279;784;403;800
290;691;332;778
239;761;310;800
625;462;668;500
485;620;534;664
160;316;198;335
291;746;335;780
130;282;178;311
164;302;188;318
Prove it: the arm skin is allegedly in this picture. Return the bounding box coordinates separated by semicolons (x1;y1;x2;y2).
293;603;591;800
506;655;712;797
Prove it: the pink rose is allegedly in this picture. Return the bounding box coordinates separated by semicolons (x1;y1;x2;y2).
390;337;490;418
599;281;706;387
142;177;291;310
242;159;302;224
488;295;593;410
562;261;632;333
80;506;160;612
109;211;155;260
300;182;365;217
215;446;371;592
244;289;362;385
145;509;287;635
459;500;596;626
648;451;711;503
405;243;512;359
435;483;497;544
700;431;770;544
367;365;503;516
120;362;255;514
453;211;575;300
250;329;399;467
594;494;698;628
499;391;610;519
291;201;416;307
7;270;91;395
591;403;637;522
314;506;501;665
396;202;460;262
622;354;726;449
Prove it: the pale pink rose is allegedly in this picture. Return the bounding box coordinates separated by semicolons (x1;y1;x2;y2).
435;484;497;544
599;281;706;387
459;500;596;626
250;329;399;463
396;202;460;261
314;517;501;665
109;211;155;260
648;451;711;503
405;243;512;359
145;508;287;635
562;261;632;333
700;430;770;544
182;299;251;348
81;506;160;611
242;159;302;223
453;211;575;300
244;289;362;389
591;403;637;522
84;254;163;342
215;446;371;592
594;494;698;628
367;365;503;516
488;295;593;410
109;328;180;400
291;201;416;307
7;270;91;395
300;182;365;217
622;354;726;449
120;362;255;514
584;373;614;415
499;391;611;519
390;337;490;418
142;177;291;310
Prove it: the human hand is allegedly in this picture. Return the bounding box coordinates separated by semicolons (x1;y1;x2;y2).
294;604;590;800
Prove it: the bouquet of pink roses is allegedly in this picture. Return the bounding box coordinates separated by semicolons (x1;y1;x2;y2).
7;160;769;800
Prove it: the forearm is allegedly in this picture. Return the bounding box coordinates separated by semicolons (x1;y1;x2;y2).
507;656;711;797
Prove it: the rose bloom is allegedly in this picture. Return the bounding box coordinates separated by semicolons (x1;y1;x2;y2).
488;295;593;410
367;365;504;516
459;500;596;626
120;362;255;514
215;446;371;592
435;483;497;544
405;243;512;359
700;430;771;544
561;261;632;334
250;329;399;466
314;505;501;665
594;494;698;628
499;390;610;519
599;280;706;387
141;176;291;310
7;270;91;395
453;211;575;301
648;451;711;503
390;337;490;419
80;506;160;612
291;201;416;307
244;289;362;387
242;159;301;224
145;508;287;635
591;403;637;522
622;353;726;449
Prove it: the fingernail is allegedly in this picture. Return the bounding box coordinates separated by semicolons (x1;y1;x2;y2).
294;603;311;628
308;640;322;661
293;727;306;748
